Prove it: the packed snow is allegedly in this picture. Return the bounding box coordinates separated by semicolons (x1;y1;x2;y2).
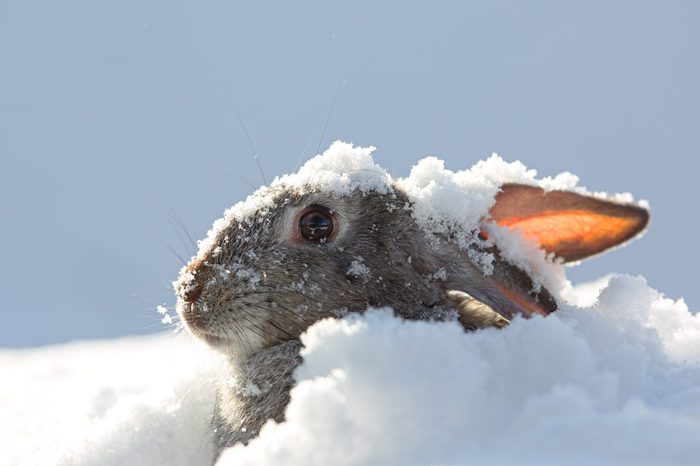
0;334;217;466
3;143;697;466
219;282;700;466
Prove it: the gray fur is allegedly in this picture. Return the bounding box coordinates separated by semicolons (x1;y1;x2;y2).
174;182;559;459
212;340;302;449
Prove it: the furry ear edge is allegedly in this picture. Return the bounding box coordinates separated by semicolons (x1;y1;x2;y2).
486;183;649;262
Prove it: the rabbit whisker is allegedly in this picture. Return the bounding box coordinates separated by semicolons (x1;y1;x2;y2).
315;80;348;156
295;135;314;172
158;240;188;266
233;105;266;185
151;194;197;257
243;308;297;340
168;207;198;256
235;314;271;343
227;321;250;353
254;301;313;326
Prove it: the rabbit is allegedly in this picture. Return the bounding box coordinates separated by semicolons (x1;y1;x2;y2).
173;150;648;458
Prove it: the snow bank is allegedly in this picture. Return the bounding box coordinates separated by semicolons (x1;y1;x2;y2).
218;276;700;466
0;334;218;466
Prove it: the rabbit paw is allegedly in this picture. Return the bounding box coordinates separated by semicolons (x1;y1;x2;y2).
447;290;511;331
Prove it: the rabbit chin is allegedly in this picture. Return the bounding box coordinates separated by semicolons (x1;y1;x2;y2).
187;324;265;358
176;301;266;358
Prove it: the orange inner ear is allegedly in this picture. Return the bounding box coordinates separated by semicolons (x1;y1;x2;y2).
486;184;649;262
493;282;552;316
495;210;642;261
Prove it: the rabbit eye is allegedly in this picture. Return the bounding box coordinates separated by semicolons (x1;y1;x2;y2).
299;207;334;242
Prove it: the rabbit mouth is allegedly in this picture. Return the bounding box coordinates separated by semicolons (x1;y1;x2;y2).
178;301;204;330
176;301;228;346
177;299;268;355
191;327;229;348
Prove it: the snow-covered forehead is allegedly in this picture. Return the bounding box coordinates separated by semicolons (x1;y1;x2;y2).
273;140;393;195
195;142;393;259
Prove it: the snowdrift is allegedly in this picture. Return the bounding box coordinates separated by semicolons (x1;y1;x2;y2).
4;143;699;465
220;276;700;466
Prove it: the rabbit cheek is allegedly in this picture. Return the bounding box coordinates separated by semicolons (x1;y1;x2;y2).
174;260;273;353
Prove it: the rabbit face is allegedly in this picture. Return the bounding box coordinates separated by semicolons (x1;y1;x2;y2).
174;185;446;356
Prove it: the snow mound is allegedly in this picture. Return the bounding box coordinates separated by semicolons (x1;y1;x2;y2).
0;335;218;466
219;276;700;466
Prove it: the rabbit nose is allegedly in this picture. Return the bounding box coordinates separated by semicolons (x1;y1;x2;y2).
179;258;208;303
182;283;204;303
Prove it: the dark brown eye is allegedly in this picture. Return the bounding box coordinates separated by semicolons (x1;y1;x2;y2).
299;208;334;242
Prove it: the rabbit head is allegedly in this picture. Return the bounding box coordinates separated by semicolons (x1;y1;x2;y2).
174;144;648;356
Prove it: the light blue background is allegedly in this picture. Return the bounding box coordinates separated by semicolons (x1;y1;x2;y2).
1;1;698;347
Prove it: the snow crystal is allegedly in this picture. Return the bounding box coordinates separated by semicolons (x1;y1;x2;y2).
156;304;174;325
346;256;371;281
239;381;263;397
429;267;448;281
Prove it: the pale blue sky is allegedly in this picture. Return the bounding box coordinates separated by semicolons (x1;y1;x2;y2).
1;1;698;347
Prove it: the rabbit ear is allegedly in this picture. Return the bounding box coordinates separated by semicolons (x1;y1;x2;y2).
486;183;649;262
